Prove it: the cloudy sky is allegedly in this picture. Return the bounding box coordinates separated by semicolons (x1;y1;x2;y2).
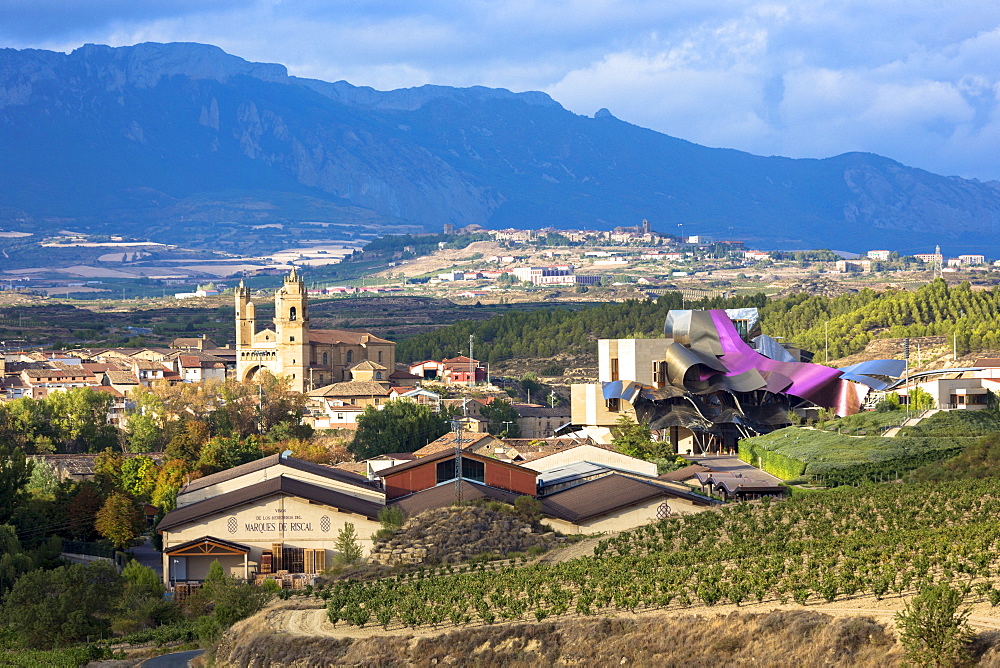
3;1;998;181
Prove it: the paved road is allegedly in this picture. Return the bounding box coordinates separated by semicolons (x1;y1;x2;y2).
130;536;163;578
140;649;204;667
683;454;784;485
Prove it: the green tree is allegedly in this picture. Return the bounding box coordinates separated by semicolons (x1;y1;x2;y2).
0;525;33;597
95;492;143;549
0;444;33;524
334;522;363;565
46;388;118;452
895;583;974;667
2;561;122;649
25;460;59;499
199;559;274;628
610;415;668;460
151;458;189;512
120;455;157;501
480;399;522;437
196;434;263;476
350;400;451;460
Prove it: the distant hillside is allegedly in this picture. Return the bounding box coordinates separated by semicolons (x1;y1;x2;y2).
397;280;1000;365
2;42;999;251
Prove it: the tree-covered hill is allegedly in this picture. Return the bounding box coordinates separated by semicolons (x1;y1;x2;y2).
397;280;1000;364
396;293;768;364
761;279;1000;358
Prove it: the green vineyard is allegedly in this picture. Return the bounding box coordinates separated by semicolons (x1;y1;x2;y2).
317;479;1000;629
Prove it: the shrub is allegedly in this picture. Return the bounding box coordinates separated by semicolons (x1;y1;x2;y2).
895;583;974;667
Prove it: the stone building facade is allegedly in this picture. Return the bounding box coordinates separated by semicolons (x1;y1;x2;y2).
235;268;396;393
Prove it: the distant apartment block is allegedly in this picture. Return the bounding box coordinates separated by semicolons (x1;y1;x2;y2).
835;260;872;273
640;252;686;261
959;254;985;266
914;253;943;264
512;266;601;286
867;250;891;260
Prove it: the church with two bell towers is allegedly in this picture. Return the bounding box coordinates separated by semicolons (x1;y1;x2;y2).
235;268;396;394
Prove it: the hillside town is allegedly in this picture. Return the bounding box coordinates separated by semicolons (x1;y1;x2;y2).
7;267;1000;599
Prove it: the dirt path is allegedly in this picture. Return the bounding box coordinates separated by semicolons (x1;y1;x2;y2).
532;534;611;564
271;592;1000;642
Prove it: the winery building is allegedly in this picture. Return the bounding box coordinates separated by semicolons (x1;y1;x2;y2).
157;453;384;587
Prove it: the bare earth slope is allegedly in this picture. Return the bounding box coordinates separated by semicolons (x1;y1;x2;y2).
212;588;1000;666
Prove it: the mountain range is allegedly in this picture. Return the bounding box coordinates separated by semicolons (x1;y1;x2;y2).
1;42;999;252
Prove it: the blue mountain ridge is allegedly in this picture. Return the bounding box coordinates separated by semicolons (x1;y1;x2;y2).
1;42;998;253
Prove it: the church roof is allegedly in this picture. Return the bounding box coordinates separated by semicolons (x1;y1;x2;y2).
309;329;393;345
307;381;392;398
351;360;388;371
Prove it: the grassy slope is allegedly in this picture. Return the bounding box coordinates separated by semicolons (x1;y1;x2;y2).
740;410;1000;480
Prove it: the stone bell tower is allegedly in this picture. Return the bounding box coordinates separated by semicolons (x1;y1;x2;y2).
273;267;309;393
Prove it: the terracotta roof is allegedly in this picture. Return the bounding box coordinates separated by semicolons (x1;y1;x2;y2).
390;480;522;517
81;363;118;373
540;474;715;523
132;358;167;370
105;370;139;384
308;328;393;345
307;381;392;398
368;453;418;461
159;475;384;531
32;453;166;476
377;447;536;478
659;464;713;482
351;360;387;371
442;355;479;365
333;462;369;477
88;386;124;398
22;369;69;379
412;432;503;457
181;453;378;494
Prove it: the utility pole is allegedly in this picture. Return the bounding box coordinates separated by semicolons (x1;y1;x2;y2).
452;420;464;503
904;338;910;419
469;334;475;387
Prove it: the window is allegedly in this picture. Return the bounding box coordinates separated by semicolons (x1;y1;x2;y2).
289;307;297;321
435;457;485;484
606;398;620;412
376;372;382;380
610;358;619;381
378;351;383;363
322;352;328;366
290;336;295;342
462;458;485;482
652;361;666;388
346;350;353;364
